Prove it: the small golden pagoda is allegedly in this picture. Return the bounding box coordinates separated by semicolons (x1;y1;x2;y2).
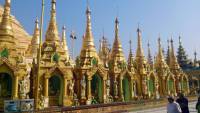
108;18;136;102
32;0;74;107
154;37;174;96
74;5;107;105
169;39;189;95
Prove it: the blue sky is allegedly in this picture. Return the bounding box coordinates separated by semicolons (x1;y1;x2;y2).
0;0;200;60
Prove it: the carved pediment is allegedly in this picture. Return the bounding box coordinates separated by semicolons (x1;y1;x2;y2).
0;57;18;71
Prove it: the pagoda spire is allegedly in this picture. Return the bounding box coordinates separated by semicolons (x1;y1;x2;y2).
166;39;170;65
99;35;110;67
194;51;198;67
155;36;168;69
0;0;15;44
45;0;60;44
80;4;100;66
31;18;40;45
136;26;144;58
135;26;147;74
128;40;134;69
61;26;70;60
169;38;180;70
110;17;125;62
29;18;40;57
147;41;153;66
158;37;164;61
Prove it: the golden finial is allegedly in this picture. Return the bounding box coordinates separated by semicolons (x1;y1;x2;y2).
170;38;174;55
6;0;11;4
62;26;70;60
128;39;134;69
85;2;92;40
51;0;56;16
45;0;60;43
0;0;13;34
136;24;144;58
115;17;119;39
32;18;40;45
28;18;40;57
157;36;164;59
129;40;132;52
35;18;39;29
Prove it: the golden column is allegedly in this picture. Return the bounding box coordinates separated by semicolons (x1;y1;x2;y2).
103;79;106;103
63;78;67;97
87;76;92;104
174;79;177;96
13;75;18;99
119;77;123;100
130;79;134;99
44;77;49;97
35;0;45;109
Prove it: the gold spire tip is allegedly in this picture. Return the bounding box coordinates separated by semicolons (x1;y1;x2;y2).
6;0;11;4
115;17;119;24
62;25;66;30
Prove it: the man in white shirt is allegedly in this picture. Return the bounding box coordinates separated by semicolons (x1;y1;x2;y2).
167;96;182;113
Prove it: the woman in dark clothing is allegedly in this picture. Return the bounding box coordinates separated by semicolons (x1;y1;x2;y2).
196;96;200;113
176;93;189;113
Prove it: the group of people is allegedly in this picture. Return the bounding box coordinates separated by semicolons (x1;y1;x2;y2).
167;93;200;113
167;93;189;113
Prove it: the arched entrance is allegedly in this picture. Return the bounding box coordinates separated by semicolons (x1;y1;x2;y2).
91;73;103;103
122;75;131;101
148;76;155;96
49;75;63;106
167;77;175;95
181;76;188;93
0;73;12;99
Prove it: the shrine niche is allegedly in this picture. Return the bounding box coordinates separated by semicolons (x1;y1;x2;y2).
49;75;63;106
0;73;12;99
167;75;175;95
147;73;156;98
180;74;189;94
122;75;131;102
91;73;103;103
0;61;16;100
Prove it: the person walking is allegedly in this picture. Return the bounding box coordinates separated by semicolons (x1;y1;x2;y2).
196;96;200;113
176;93;189;113
167;96;182;113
